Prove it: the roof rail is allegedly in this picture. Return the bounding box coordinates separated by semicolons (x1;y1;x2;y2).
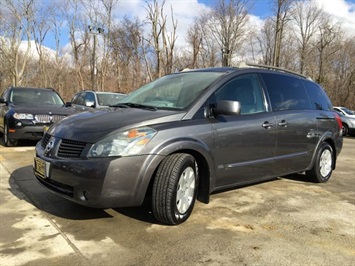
240;62;311;80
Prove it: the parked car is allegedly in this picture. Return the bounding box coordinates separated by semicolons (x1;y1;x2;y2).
33;64;343;225
334;110;355;136
333;106;355;118
69;90;126;112
0;87;76;146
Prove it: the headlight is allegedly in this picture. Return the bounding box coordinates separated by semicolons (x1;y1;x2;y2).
88;127;157;157
13;113;34;119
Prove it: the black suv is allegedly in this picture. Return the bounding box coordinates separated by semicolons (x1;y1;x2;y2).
33;64;343;225
70;90;126;112
0;87;75;146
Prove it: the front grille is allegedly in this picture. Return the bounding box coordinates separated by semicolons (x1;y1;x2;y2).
42;133;51;148
58;139;87;158
35;114;66;123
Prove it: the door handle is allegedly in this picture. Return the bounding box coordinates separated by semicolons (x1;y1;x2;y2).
262;121;273;129
278;120;288;127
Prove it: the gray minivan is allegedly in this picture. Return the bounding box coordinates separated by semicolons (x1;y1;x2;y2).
34;64;343;225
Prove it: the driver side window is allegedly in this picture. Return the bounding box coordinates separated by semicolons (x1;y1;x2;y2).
215;74;265;114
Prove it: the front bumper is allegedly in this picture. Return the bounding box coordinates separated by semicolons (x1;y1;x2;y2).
8;123;48;140
33;141;164;208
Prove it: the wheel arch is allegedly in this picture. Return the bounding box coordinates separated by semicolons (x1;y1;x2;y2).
308;134;337;172
176;148;211;204
323;138;337;170
145;140;214;205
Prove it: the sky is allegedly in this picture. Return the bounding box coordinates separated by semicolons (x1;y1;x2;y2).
40;0;355;52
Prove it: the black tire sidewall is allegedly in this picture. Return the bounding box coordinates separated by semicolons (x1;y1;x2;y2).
4;123;9;147
342;124;349;136
3;123;17;147
152;153;199;225
315;143;333;182
170;155;198;224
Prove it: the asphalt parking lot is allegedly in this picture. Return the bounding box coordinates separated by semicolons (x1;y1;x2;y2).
0;137;354;266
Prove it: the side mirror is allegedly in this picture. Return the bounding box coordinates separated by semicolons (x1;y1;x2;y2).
214;100;241;116
0;98;7;105
85;101;95;107
65;102;72;107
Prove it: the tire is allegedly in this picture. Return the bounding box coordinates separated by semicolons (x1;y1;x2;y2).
306;142;334;183
152;153;198;225
342;123;349;136
3;123;17;147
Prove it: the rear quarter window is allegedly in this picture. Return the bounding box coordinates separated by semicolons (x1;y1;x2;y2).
260;73;311;111
302;80;332;111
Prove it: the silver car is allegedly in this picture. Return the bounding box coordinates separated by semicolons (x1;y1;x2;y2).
334;110;355;136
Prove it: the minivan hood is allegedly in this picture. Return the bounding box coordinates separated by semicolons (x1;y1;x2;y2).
47;107;185;143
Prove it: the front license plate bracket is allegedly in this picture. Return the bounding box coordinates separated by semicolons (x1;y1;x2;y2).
34;157;50;179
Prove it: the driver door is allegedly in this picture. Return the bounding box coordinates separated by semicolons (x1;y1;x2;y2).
212;74;276;188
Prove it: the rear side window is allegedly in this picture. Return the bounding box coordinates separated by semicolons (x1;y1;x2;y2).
261;73;311;111
303;80;332;111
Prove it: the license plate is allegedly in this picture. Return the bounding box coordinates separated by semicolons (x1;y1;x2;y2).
34;157;48;179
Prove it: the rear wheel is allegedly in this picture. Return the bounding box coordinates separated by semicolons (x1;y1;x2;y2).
306;142;334;183
152;153;198;225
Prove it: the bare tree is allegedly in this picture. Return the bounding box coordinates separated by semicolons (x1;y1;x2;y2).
330;37;355;108
108;17;145;92
47;0;67;96
291;1;323;74
97;0;119;92
271;0;293;67
65;0;90;91
257;18;275;65
32;1;53;87
203;0;251;66
186;20;203;69
314;16;341;84
0;0;35;86
145;0;178;78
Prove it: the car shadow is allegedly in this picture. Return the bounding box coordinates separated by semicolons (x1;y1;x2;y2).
8;165;157;223
7;165;312;224
281;172;310;182
113;197;157;224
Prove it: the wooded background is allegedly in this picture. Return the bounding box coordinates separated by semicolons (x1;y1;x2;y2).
0;0;354;109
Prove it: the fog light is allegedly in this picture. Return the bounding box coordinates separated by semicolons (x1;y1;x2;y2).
78;190;89;201
16;122;22;126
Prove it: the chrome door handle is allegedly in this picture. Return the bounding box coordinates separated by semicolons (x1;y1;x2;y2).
262;121;273;129
278;120;288;127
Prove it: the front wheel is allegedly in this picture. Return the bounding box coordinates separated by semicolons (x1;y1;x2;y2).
3;123;18;147
342;123;349;136
306;142;334;183
152;153;198;225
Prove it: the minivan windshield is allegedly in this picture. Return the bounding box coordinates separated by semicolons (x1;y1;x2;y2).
115;72;225;109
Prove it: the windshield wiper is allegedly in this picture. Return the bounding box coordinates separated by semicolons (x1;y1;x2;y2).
110;102;157;111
